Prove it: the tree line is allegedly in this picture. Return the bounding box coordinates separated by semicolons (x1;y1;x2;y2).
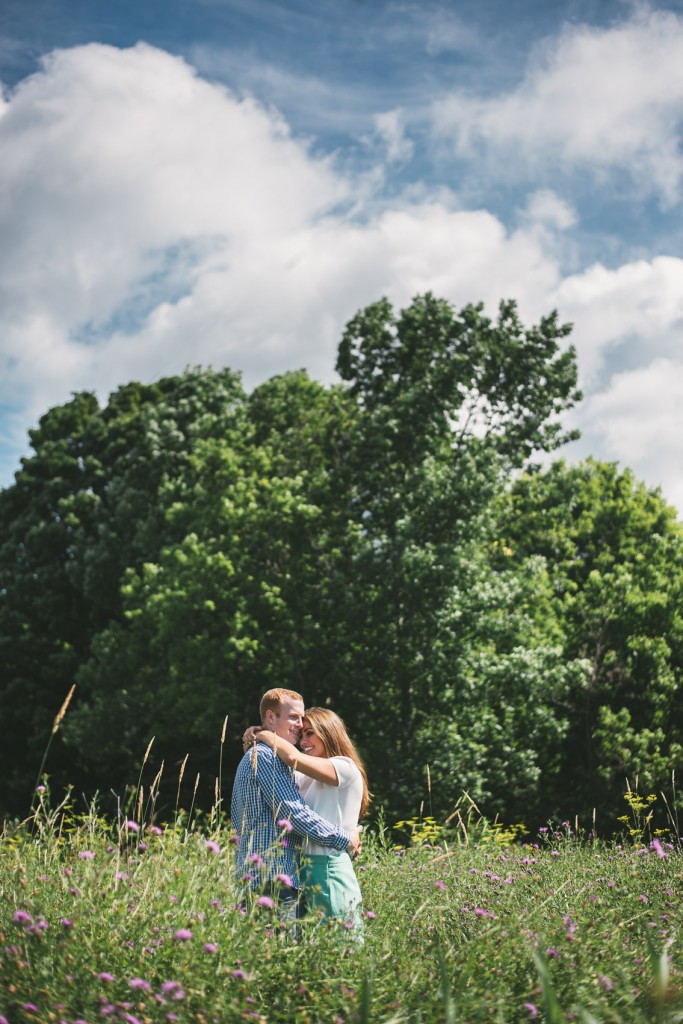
1;294;681;830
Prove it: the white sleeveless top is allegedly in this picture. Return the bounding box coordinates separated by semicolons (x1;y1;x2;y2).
295;756;362;856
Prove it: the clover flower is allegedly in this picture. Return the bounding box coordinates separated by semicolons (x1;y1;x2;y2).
129;978;151;991
173;928;192;941
161;981;185;1000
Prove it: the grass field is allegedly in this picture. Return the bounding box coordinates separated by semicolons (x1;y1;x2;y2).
1;788;682;1023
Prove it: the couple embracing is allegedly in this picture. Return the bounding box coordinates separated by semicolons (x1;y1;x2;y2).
230;688;369;938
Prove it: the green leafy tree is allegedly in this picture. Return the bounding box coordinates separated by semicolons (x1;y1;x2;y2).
0;369;245;815
503;458;683;824
66;372;362;807
331;294;582;817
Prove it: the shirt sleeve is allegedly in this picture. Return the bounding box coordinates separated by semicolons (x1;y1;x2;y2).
251;744;349;850
330;756;360;789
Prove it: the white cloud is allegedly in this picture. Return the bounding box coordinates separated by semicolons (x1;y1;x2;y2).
520;190;577;231
0;43;567;410
0;43;348;405
433;8;683;203
579;358;683;514
373;109;414;164
551;256;683;383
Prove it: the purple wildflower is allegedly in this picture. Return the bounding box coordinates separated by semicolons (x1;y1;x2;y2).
98;972;116;982
79;850;95;860
232;969;246;980
161;981;185;1000
365;911;376;919
173;928;192;941
205;840;221;855
277;818;294;832
12;910;32;926
435;880;447;891
126;820;140;833
21;1006;40;1015
204;942;217;954
129;978;151;991
60;918;74;929
275;872;294;887
598;975;614;991
256;895;275;909
523;1005;538;1019
651;838;667;858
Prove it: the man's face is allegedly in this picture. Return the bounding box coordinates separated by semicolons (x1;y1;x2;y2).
268;698;305;744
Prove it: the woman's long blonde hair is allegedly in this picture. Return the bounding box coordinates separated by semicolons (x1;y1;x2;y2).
304;707;371;818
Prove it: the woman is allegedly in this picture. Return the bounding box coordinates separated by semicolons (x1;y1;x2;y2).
248;708;369;938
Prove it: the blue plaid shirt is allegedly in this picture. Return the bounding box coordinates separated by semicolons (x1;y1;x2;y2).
231;742;350;889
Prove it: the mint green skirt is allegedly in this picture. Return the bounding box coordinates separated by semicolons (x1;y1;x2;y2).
301;853;364;942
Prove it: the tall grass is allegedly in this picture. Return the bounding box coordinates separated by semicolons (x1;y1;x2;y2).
1;783;682;1023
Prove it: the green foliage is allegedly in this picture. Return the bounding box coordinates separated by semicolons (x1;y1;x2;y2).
1;292;681;832
503;458;683;823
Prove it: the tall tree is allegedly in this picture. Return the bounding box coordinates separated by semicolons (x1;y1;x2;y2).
0;369;245;815
65;372;361;807
332;294;583;816
503;458;683;824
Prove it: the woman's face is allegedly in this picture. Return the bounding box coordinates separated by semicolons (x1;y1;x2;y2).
299;719;327;758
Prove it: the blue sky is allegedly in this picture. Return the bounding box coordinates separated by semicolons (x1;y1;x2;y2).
1;0;682;512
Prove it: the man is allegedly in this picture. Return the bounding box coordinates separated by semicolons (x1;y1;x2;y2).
231;687;361;906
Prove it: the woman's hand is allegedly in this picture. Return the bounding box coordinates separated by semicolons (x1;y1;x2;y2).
242;725;263;752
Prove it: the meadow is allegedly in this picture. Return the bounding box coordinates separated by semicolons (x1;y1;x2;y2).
1;788;682;1024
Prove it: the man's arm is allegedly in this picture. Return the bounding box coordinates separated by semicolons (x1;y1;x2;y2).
250;744;354;852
